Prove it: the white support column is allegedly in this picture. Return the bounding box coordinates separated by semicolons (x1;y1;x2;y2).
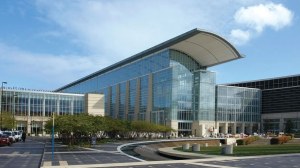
249;123;253;134
70;99;74;115
224;123;228;134
215;122;219;134
242;123;245;133
233;123;237;134
57;97;60;116
279;118;284;132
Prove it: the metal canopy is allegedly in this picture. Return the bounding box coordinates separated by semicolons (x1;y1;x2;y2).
169;29;242;67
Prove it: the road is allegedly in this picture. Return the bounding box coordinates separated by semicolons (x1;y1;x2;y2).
0;136;45;168
1;137;300;168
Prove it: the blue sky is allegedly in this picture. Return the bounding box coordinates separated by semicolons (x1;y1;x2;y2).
0;0;299;90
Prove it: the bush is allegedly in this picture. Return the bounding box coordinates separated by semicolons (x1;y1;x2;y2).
237;136;260;145
236;139;245;145
285;134;294;139
270;136;291;144
270;138;279;144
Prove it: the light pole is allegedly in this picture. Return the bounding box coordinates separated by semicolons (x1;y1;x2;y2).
13;94;17;130
32;120;35;136
35;122;37;136
52;113;55;161
1;82;7;130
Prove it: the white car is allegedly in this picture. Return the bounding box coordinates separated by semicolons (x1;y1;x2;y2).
13;131;21;142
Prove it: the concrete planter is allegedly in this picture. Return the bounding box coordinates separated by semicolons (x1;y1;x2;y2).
192;144;200;152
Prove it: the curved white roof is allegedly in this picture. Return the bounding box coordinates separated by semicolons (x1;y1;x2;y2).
169;29;242;67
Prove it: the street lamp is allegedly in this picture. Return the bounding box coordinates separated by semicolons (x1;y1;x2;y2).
12;94;17;130
32;120;35;136
1;82;7;130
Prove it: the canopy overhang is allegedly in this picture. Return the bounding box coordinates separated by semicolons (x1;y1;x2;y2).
168;29;243;67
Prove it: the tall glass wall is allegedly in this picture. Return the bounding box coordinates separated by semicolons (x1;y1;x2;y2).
118;83;126;120
216;85;261;123
139;75;148;120
151;68;173;125
62;50;171;94
128;79;137;121
170;52;198;122
194;70;216;121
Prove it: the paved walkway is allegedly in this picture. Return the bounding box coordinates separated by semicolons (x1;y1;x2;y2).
41;139;300;168
41;153;300;168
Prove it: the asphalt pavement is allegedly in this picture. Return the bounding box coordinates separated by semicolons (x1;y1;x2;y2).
1;137;300;168
0;136;46;168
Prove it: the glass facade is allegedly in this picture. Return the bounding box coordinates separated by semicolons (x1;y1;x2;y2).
216;85;261;123
0;88;85;132
58;49;262;134
60;49;205;127
228;75;300;114
1;89;84;117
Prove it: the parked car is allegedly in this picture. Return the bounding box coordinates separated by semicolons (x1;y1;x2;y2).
13;131;21;142
3;131;16;143
0;134;11;146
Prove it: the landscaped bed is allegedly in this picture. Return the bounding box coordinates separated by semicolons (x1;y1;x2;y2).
174;144;300;156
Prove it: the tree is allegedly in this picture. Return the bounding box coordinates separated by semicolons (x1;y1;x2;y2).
44;114;175;145
1;111;16;130
285;120;294;133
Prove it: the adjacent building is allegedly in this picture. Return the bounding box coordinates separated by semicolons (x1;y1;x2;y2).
228;74;300;133
0;87;104;135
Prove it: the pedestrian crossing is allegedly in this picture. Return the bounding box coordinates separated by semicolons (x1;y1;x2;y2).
0;151;36;156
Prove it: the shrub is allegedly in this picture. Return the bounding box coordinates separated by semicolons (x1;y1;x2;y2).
237;136;260;145
270;138;279;145
236;139;245;145
285;134;294;139
270;136;291;144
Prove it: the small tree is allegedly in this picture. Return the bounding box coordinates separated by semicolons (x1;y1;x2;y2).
1;112;16;130
285;120;294;133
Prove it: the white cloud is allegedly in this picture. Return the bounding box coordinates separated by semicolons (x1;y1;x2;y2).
230;29;250;45
230;2;293;45
234;3;293;33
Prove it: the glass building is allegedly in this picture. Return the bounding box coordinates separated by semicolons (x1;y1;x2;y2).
56;29;261;136
228;74;300;133
216;85;261;134
0;87;104;135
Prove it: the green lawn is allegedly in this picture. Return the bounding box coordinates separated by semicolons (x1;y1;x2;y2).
175;144;300;156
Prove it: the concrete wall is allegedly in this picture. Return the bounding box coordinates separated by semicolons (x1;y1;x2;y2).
192;121;215;137
85;93;105;116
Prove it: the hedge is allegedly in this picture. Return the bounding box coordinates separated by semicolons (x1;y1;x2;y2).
236;136;260;145
270;136;291;145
